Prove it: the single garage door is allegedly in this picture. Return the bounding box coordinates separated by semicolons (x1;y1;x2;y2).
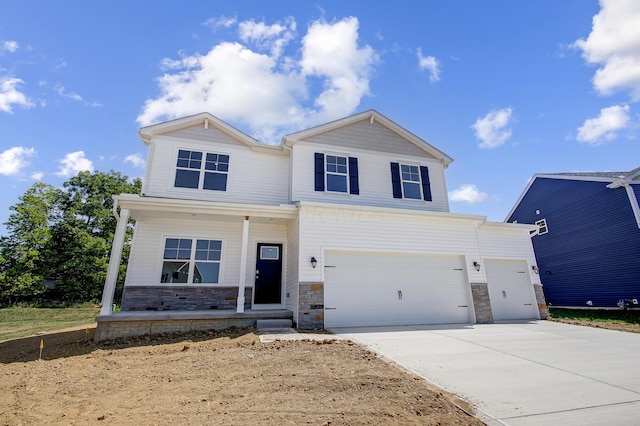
485;259;538;320
324;251;471;328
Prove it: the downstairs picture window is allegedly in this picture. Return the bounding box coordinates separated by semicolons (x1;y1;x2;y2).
161;237;222;284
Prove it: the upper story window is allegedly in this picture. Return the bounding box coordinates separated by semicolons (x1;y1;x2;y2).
326;155;348;192
174;149;229;191
161;237;222;284
314;152;359;195
535;219;548;235
390;162;432;201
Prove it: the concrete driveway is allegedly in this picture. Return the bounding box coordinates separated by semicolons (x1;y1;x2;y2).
333;321;640;425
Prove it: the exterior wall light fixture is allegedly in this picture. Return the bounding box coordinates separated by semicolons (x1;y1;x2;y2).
473;261;481;272
310;257;318;269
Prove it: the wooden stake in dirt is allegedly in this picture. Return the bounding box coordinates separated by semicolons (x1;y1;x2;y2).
85;327;90;342
38;339;43;360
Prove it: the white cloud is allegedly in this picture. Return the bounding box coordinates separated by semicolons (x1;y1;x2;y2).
417;48;440;82
137;16;377;143
472;107;513;149
0;146;35;176
576;104;630;144
448;184;488;204
239;17;296;57
573;0;640;99
124;153;146;168
56;151;94;177
30;171;44;180
1;40;18;53
299;17;378;123
0;77;34;113
54;84;83;102
203;15;237;31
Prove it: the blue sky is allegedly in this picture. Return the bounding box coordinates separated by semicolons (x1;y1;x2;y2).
1;0;639;234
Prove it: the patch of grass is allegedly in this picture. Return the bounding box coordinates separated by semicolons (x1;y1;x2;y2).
549;307;640;325
0;304;100;342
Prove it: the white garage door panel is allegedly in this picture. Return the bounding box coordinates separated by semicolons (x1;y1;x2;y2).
324;251;471;327
485;259;538;320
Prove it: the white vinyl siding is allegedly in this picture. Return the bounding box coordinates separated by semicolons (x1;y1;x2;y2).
125;217;287;288
292;143;449;212
285;214;300;315
143;133;289;205
297;203;484;284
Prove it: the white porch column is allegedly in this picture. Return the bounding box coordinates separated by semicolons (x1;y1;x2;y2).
237;216;250;313
100;208;130;316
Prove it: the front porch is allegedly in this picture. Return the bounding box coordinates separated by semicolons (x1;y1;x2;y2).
95;309;294;342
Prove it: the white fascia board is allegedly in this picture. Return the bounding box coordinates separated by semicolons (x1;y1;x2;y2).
298;200;486;223
114;194;298;219
482;221;538;232
138;112;285;153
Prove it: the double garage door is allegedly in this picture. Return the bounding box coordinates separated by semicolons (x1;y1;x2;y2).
323;252;539;328
323;251;472;328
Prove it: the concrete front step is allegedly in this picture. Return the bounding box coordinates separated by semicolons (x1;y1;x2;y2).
256;319;293;329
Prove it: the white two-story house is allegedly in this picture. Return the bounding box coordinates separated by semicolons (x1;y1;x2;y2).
97;110;547;339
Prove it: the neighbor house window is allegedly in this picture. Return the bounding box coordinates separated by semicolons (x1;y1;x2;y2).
390;162;432;201
161;237;222;284
314;153;359;194
174;149;229;191
535;219;548;235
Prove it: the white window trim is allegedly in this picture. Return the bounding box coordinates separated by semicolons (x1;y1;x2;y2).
399;162;423;200
159;236;225;285
325;152;350;194
535;219;549;235
173;148;230;191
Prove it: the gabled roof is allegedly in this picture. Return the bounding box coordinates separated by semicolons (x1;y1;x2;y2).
282;109;454;167
138;112;282;153
505;167;640;221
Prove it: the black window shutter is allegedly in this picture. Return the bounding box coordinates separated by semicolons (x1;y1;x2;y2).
314;153;325;191
420;166;432;201
348;157;359;195
390;162;402;198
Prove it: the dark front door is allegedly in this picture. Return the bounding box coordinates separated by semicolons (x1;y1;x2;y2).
254;243;283;304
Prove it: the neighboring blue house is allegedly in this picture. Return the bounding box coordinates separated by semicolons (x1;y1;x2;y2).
506;168;640;308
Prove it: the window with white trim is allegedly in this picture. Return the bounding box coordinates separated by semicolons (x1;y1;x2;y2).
326;155;348;193
161;238;222;284
400;164;421;200
174;149;229;191
535;219;548;235
390;162;432;201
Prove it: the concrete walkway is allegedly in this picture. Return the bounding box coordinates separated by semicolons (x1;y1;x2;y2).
333;321;640;425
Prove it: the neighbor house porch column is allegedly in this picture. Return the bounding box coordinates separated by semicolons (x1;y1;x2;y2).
237;216;250;313
100;208;130;316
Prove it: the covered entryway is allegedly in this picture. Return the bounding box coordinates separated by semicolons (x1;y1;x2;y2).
323;251;471;327
485;259;538;320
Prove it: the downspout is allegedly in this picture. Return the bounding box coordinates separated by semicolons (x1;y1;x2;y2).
607;179;640;229
474;218;487;281
623;183;640;228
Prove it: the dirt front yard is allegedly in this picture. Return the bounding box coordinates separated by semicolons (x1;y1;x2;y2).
0;327;481;425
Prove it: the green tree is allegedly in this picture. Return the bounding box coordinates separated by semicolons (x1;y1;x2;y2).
0;171;141;304
0;182;59;303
